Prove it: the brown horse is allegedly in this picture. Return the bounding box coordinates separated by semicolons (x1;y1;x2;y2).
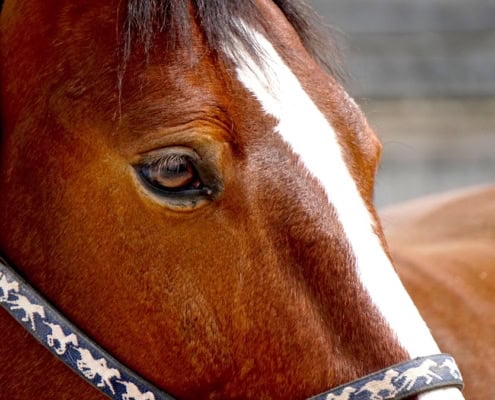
0;0;466;399
382;185;495;400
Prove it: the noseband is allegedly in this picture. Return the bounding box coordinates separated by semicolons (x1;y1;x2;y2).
0;257;463;399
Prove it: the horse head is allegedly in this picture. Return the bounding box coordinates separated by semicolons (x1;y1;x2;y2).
0;1;464;399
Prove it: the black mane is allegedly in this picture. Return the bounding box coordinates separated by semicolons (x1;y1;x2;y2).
123;0;345;82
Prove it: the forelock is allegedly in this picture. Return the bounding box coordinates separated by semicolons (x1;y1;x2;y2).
123;0;345;83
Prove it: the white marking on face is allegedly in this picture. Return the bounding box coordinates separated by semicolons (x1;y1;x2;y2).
224;24;464;400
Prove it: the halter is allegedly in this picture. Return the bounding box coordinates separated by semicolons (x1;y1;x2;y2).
0;257;463;400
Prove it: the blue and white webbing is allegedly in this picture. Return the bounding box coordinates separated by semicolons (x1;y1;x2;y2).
309;354;463;400
0;257;463;400
0;257;175;400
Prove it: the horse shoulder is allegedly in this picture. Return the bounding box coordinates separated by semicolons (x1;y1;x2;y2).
380;185;495;400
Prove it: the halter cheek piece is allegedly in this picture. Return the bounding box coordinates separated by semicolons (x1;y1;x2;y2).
0;257;463;400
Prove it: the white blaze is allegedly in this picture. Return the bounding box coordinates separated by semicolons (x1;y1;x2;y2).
225;25;464;400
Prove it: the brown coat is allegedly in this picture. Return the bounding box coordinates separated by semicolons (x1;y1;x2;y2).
382;185;495;400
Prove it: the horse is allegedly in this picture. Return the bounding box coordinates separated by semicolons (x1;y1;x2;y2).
0;0;467;399
382;184;495;400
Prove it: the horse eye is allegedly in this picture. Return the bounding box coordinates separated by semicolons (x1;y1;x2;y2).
139;154;202;192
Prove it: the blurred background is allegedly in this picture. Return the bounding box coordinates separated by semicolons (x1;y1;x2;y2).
310;0;495;207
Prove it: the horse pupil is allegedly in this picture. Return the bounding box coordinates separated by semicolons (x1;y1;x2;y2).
149;155;195;189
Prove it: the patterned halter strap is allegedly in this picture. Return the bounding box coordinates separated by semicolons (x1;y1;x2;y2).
0;257;463;400
309;354;463;400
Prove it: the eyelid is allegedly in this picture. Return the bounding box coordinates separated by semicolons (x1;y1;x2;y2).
136;146;201;166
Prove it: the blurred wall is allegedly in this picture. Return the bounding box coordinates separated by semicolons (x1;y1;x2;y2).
310;0;495;206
